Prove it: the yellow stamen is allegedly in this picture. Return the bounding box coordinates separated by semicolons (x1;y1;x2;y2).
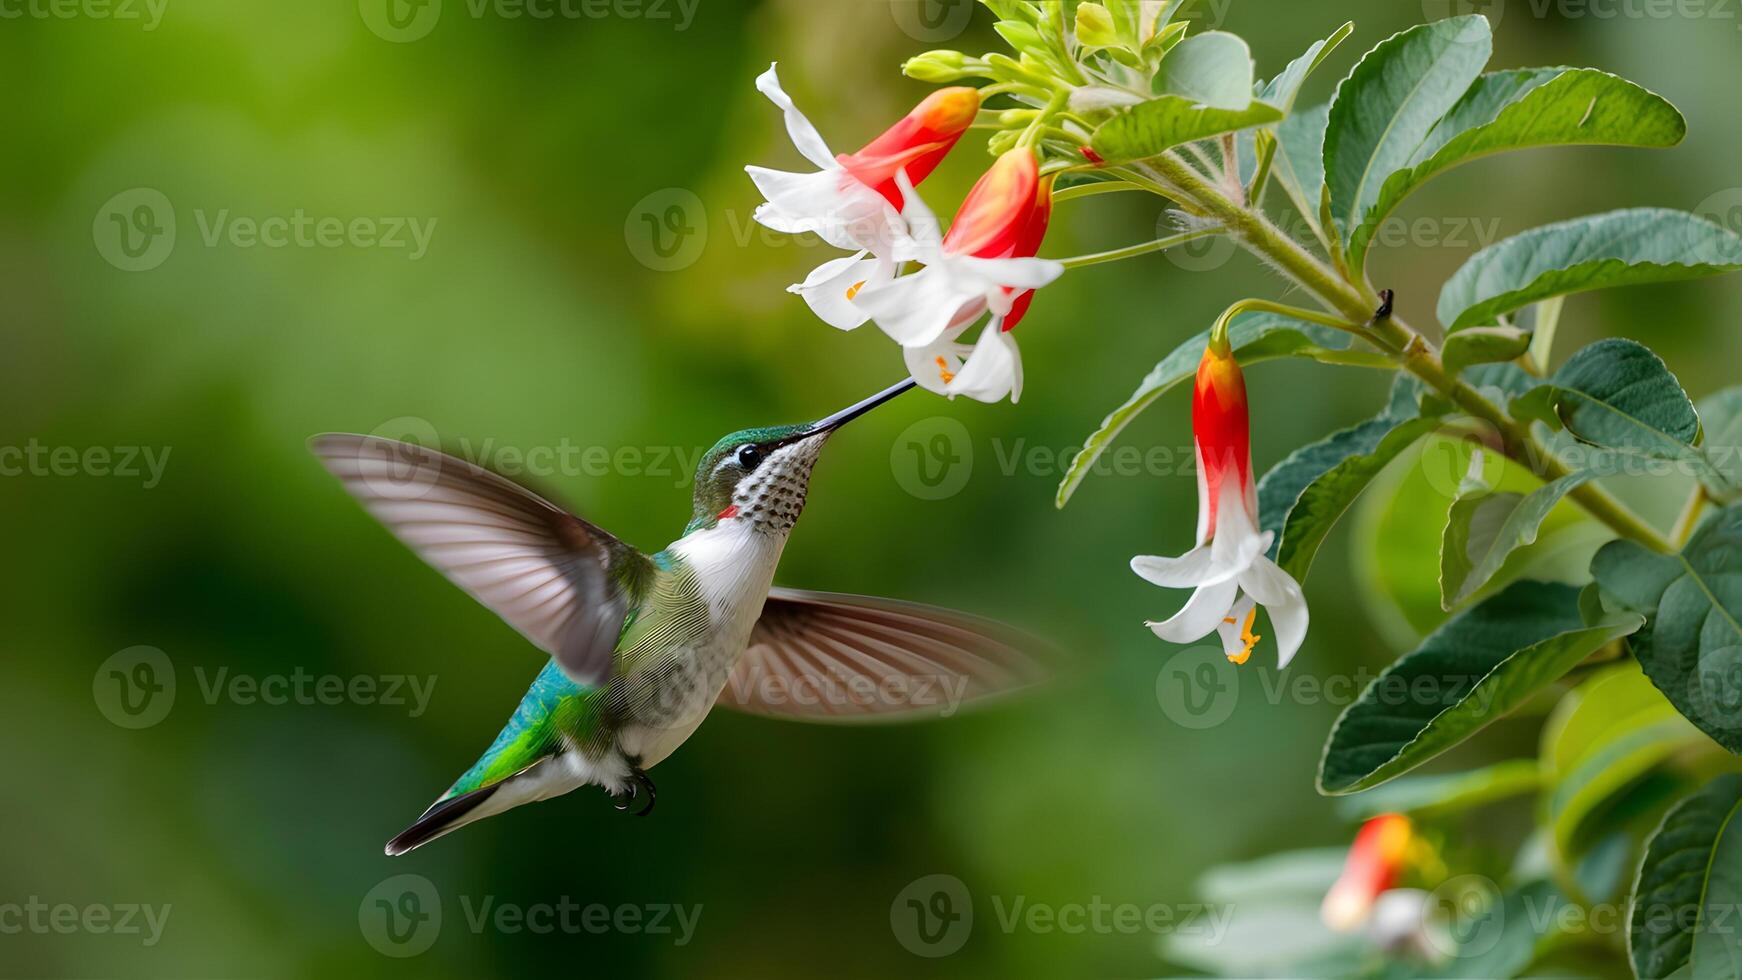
845;279;867;301
1224;607;1261;665
935;356;956;385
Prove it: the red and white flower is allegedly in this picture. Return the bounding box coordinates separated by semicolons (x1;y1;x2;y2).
1321;814;1415;932
746;64;979;330
854;147;1063;403
1130;342;1309;665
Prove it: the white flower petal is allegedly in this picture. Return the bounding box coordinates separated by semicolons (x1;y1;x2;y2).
854;267;979;347
949;254;1067;291
902;329;972;396
754;63;837;171
1146;577;1238;645
1243;557;1309;667
892;169;943;250
945;323;1023;403
1130;546;1216;588
789;252;883;330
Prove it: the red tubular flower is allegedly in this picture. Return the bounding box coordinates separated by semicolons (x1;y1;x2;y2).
838;87;981;210
1321;814;1415;932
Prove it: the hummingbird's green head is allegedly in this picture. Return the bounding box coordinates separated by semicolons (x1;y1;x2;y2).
686;379;916;535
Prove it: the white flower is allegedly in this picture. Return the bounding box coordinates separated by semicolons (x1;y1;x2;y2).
1130;344;1309;665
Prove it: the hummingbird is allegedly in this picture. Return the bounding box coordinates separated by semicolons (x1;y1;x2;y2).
310;380;1048;856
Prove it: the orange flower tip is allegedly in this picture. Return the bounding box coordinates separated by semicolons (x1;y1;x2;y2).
915;87;981;134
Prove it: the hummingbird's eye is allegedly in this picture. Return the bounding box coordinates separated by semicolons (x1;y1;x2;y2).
735;444;763;469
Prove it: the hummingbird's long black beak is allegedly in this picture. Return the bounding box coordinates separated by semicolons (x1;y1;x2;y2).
806;378;918;436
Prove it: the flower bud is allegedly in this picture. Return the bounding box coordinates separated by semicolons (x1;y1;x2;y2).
902;50;979;84
1074;2;1118;49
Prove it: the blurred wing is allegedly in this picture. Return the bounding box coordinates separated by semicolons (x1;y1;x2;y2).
310;433;650;686
719;588;1051;723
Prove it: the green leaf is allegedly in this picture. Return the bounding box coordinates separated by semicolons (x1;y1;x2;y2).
1318;580;1643;794
1272;102;1329;223
1334;758;1539;820
1155;30;1254;110
1592;504;1742;753
1348;68;1685;268
1322;15;1492;239
1056;314;1350;507
1258;389;1442;582
1260;21;1354;113
1698;386;1742;492
1090;95;1283;165
1541;663;1704;886
1440;467;1597;610
1442;325;1532;375
1511;338;1703;467
1629;774;1742;979
1438;208;1742;330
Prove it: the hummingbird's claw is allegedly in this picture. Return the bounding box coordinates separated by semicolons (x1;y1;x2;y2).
610;766;656;816
631;767;656;817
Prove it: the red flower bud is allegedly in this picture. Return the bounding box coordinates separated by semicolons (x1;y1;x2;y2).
837;87;980;210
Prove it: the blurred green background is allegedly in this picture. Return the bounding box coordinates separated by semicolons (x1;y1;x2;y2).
3;0;1740;975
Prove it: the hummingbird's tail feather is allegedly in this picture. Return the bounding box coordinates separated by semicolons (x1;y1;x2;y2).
385;783;503;857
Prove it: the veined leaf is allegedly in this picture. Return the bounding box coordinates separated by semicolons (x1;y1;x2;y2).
1442;325;1532;376
1440;468;1596;610
1698;386;1742;494
1323;15;1492;239
1056;314;1349;507
1592;504;1742;753
1349;68;1685;268
1438;208;1742;330
1258;388;1442;582
1260;21;1354;113
1511;338;1706;472
1629;774;1742;979
1272;102;1329;226
1090;95;1283;165
1318;580;1643;795
1155;30;1254;110
1334;759;1540;820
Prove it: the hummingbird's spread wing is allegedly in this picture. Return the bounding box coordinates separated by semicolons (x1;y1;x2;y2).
718;588;1051;722
310;434;653;686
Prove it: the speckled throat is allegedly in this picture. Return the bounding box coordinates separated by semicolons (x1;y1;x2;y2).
731;438;823;534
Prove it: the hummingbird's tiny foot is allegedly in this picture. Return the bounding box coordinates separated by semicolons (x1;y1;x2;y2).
631;767;656;817
612;778;638;812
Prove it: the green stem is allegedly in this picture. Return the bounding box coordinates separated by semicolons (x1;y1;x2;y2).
1055;228;1219;269
1133;152;1676;554
1051;182;1146;204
